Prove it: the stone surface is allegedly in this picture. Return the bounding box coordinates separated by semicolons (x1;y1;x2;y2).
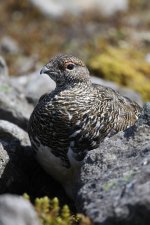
0;194;41;225
0;36;20;54
11;70;56;105
0;56;33;130
0;56;9;77
0;81;33;131
29;0;128;18
0;120;33;194
76;103;150;225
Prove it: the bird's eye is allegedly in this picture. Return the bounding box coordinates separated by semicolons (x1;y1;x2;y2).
66;63;75;70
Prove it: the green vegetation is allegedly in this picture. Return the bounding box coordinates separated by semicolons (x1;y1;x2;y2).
88;47;150;101
23;194;92;225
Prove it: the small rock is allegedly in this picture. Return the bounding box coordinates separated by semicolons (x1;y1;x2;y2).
0;120;32;193
0;194;41;225
0;36;20;54
0;82;33;131
11;70;56;105
14;56;38;75
145;53;150;63
0;56;9;77
0;120;30;146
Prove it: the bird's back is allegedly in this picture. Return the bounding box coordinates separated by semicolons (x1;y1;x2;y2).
93;83;142;133
29;82;142;167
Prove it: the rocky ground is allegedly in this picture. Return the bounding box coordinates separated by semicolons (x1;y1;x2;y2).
0;0;150;224
0;55;150;224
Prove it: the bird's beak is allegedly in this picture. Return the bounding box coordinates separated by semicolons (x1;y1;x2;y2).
40;65;49;75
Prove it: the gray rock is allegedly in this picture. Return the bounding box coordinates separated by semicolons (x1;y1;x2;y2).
0;120;30;146
0;120;32;193
76;103;150;225
0;81;33;131
29;0;128;18
0;56;9;77
14;56;38;75
0;194;41;225
0;56;33;130
11;70;56;105
0;36;20;54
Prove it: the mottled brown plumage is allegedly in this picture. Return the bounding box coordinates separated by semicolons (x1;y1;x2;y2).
28;54;142;197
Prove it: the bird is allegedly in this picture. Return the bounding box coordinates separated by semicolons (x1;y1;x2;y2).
28;54;142;198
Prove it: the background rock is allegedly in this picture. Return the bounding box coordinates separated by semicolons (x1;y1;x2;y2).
76;103;150;225
0;90;33;131
0;36;20;54
0;56;33;131
29;0;128;18
0;194;41;225
0;56;8;77
11;70;56;105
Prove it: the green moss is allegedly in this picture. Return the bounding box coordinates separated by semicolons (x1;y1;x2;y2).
88;47;150;101
23;194;92;225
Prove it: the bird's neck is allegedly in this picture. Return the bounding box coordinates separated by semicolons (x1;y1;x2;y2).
56;79;92;90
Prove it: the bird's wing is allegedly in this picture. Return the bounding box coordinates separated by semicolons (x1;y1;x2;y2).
93;83;142;132
68;83;142;161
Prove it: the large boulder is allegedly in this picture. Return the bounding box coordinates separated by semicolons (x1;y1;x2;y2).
76;103;150;225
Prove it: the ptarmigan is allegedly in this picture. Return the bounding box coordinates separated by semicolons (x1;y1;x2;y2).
28;54;142;198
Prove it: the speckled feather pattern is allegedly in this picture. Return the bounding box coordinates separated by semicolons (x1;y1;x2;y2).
28;54;142;173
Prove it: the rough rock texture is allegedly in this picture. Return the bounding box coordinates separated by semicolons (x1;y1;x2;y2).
0;88;33;131
76;103;150;225
0;64;33;130
0;56;8;77
0;120;33;194
11;70;56;105
0;194;41;225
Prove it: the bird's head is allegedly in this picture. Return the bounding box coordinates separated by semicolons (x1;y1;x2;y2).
40;54;90;87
